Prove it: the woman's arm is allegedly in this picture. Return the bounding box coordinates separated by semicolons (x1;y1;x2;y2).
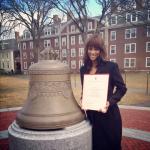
109;63;127;106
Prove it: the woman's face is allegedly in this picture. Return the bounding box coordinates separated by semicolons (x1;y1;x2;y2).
88;47;100;62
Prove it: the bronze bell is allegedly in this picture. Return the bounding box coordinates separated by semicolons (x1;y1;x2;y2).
16;60;84;130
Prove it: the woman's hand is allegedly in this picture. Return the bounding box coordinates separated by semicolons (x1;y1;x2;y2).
100;101;110;113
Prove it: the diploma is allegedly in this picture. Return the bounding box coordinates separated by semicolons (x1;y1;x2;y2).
82;74;109;111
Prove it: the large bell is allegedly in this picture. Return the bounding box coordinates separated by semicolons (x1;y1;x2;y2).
16;60;84;130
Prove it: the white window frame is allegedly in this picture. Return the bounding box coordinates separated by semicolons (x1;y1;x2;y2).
125;28;136;39
23;42;26;49
23;52;27;59
126;13;137;23
44;28;51;36
148;10;150;20
146;57;150;67
111;16;117;25
62;49;67;57
125;43;136;53
110;59;116;63
71;48;76;57
110;45;116;54
30;52;34;59
55;38;59;47
71;60;76;69
24;62;27;69
110;31;116;41
79;60;83;69
146;42;150;52
44;40;51;48
88;22;93;30
79;48;84;57
30;41;33;49
124;58;136;68
71;25;75;33
100;32;103;39
71;36;75;45
62;37;66;46
147;26;150;37
79;35;83;44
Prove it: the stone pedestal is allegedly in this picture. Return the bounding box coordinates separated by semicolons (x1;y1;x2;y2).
8;120;92;150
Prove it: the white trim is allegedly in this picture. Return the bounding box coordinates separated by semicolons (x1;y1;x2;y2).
110;45;116;55
146;42;150;52
125;43;136;53
110;31;116;41
146;57;150;67
124;58;136;68
125;28;136;39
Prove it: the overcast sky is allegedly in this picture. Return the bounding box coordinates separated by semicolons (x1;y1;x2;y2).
16;0;100;35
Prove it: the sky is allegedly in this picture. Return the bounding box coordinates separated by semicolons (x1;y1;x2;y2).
88;0;101;17
15;0;101;35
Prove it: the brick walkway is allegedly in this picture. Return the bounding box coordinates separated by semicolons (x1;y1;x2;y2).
0;106;150;150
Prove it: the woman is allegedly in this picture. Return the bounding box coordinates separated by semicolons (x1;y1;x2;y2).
80;34;127;150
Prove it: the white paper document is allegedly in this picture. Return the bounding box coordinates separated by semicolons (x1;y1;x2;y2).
82;74;109;111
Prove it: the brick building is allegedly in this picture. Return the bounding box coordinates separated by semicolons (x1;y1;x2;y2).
20;11;150;74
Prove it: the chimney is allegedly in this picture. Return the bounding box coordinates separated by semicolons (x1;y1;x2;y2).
15;32;19;41
53;15;61;24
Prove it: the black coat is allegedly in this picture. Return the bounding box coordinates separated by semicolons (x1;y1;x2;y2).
80;60;127;150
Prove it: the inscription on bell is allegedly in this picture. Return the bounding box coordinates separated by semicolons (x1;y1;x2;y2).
16;60;84;129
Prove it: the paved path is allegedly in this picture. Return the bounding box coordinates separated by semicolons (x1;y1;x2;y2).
0;106;150;150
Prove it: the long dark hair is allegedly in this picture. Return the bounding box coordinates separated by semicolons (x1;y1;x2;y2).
83;34;107;72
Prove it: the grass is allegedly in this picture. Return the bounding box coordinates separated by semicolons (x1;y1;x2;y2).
0;72;150;109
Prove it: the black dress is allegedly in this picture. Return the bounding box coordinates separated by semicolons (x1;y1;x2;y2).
80;60;127;150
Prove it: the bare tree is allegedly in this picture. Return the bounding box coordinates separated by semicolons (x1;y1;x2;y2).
53;0;90;42
0;0;18;39
95;0;150;32
6;0;55;62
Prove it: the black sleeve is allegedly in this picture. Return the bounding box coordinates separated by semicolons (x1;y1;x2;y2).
109;63;127;106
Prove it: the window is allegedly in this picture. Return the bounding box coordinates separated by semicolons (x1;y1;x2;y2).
30;52;34;59
88;22;92;30
44;28;51;36
62;60;67;64
110;31;116;41
55;38;59;47
148;10;150;20
54;27;58;34
79;48;84;57
71;25;75;33
71;48;76;57
7;61;9;68
146;42;150;52
30;42;33;49
147;26;150;37
24;62;27;69
125;43;136;53
23;52;27;59
23;43;26;49
87;34;92;39
31;62;34;65
100;32;103;39
146;57;150;67
44;40;51;48
110;59;116;62
71;36;75;45
110;45;116;54
124;58;136;68
79;35;83;44
62;37;66;46
71;60;76;69
62;49;67;57
111;16;117;25
126;13;137;23
79;60;83;69
125;28;136;39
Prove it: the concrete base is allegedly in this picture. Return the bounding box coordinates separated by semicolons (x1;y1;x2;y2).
8;120;92;150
